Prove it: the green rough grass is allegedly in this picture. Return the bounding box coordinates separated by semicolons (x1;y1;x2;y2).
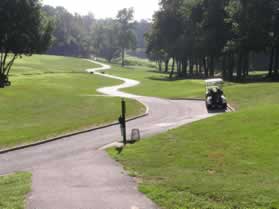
109;105;279;209
11;55;96;75
108;59;279;208
0;173;32;209
108;65;205;99
0;55;145;149
108;63;279;110
226;82;279;109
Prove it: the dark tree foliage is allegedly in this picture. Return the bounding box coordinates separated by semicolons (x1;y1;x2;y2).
146;0;279;81
0;0;52;88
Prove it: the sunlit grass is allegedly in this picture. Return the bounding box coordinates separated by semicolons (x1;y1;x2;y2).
0;173;32;209
108;58;279;208
0;55;145;149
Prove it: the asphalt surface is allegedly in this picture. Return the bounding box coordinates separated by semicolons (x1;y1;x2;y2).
0;60;214;209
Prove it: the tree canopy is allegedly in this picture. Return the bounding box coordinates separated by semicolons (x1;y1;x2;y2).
43;6;95;58
146;0;279;81
116;8;137;66
93;19;121;62
42;6;149;62
0;0;52;87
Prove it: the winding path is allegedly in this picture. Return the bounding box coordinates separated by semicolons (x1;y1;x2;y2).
86;60;140;99
0;60;213;209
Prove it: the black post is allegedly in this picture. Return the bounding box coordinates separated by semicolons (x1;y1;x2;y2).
120;98;127;145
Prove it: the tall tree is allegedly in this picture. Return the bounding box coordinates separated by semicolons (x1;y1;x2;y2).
93;20;121;62
134;20;151;48
116;8;137;66
0;0;52;88
231;0;273;79
201;0;231;77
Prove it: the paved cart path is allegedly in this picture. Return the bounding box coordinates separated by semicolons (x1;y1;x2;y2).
0;60;214;209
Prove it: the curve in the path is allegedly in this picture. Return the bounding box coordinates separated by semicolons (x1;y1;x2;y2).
85;60;212;130
86;60;140;99
0;60;214;209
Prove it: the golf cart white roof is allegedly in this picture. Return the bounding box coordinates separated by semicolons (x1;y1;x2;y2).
205;78;224;85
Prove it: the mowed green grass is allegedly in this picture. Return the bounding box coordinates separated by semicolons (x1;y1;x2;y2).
109;63;279;110
108;59;279;208
0;172;31;209
108;65;205;99
226;82;279;109
11;55;96;75
110;105;279;208
0;55;145;149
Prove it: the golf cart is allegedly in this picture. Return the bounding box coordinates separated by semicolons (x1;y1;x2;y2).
205;78;227;110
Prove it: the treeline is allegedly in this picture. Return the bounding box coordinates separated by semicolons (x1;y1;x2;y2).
43;5;151;61
43;6;94;57
146;0;279;80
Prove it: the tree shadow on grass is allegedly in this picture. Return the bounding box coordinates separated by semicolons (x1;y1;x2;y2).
148;72;279;84
147;75;206;82
229;74;279;84
146;69;169;75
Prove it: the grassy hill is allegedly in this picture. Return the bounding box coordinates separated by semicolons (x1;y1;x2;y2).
108;58;279;208
0;55;145;149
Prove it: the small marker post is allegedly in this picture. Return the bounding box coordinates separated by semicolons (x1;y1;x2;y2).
118;98;127;145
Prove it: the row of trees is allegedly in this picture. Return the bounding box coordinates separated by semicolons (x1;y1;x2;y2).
93;8;136;65
43;6;151;64
146;0;279;80
43;6;95;58
0;1;151;88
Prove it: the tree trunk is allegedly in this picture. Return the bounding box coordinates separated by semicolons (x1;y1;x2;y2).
237;52;243;80
182;59;187;76
228;53;234;81
172;58;175;72
209;56;215;77
169;58;175;78
222;54;227;79
269;47;275;77
159;61;162;72
241;51;249;79
204;57;209;78
0;73;10;88
197;58;202;75
275;48;279;75
189;57;194;76
165;59;169;73
121;47;125;67
177;60;182;77
199;58;203;75
245;52;250;77
0;73;5;88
